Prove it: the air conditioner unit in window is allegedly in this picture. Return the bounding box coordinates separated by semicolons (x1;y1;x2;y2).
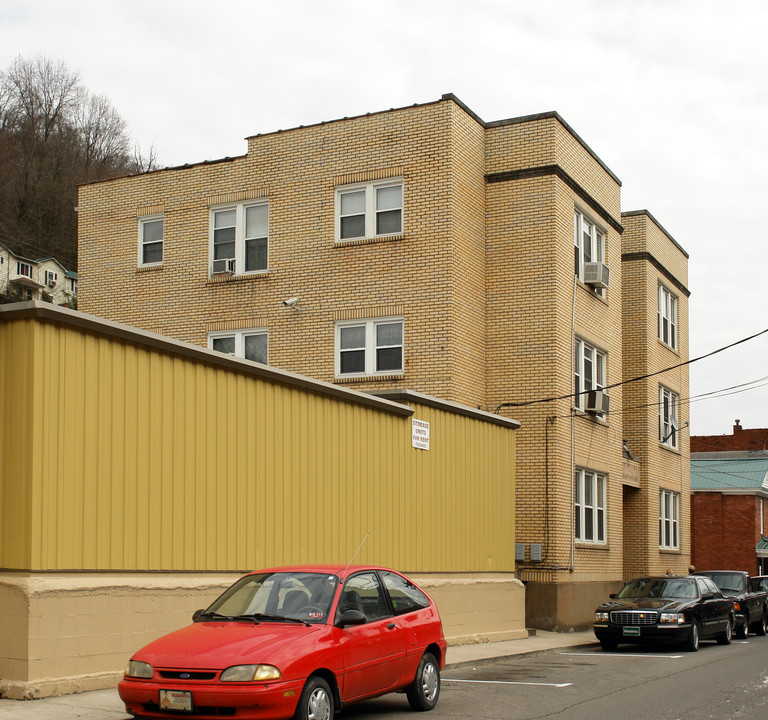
212;258;236;275
585;389;610;415
584;262;610;289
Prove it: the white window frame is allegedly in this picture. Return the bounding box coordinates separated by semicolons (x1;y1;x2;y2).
44;270;58;286
574;208;606;293
335;317;404;377
658;283;678;349
574;338;606;411
659;385;679;449
574;468;606;544
209;200;269;276
335;178;403;242
16;261;32;278
139;215;164;267
208;328;268;365
659;489;679;549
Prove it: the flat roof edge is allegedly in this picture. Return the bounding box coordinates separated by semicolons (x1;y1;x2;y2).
371;389;521;429
622;209;689;258
0;302;414;417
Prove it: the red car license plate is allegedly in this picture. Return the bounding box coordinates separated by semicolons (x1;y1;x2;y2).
159;689;193;712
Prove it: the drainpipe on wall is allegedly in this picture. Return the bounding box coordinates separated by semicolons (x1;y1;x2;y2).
570;274;577;573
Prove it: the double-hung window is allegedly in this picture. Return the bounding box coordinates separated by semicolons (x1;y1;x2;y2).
574;338;606;411
44;270;58;286
208;329;268;365
659;385;679;448
659;489;679;549
210;201;268;276
336;180;403;241
574;468;606;543
658;284;678;349
336;318;403;377
16;261;32;278
574;209;606;293
139;215;164;266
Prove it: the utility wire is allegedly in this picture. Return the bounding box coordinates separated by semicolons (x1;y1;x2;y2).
495;327;768;413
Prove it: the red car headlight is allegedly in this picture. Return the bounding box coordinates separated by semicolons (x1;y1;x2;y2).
125;660;153;679
220;664;282;682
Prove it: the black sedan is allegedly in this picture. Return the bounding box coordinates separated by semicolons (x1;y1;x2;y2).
593;575;735;651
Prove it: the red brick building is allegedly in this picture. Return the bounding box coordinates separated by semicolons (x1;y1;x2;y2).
691;419;768;452
690;422;768;574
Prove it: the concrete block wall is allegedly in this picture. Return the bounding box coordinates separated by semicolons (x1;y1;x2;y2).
0;572;525;700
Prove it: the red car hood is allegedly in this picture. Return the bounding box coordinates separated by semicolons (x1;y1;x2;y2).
134;621;325;669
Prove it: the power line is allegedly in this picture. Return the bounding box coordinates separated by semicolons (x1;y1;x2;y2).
495;327;768;413
603;375;768;420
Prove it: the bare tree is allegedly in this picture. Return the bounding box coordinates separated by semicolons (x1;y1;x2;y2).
0;55;153;267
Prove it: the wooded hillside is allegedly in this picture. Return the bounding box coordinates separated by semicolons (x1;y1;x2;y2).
0;55;155;269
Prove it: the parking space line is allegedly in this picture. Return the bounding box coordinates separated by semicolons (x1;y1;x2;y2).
446;679;573;688
561;652;683;659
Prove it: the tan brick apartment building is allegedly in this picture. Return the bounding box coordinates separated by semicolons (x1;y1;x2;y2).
77;94;691;629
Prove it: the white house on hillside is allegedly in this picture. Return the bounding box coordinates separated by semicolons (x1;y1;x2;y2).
0;238;76;306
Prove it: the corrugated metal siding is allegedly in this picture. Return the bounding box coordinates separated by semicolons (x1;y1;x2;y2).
1;309;515;573
0;318;36;568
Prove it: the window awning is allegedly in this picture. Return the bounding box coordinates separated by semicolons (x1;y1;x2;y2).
756;537;768;558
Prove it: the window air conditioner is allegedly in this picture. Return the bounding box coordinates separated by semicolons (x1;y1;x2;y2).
585;389;610;415
584;262;610;289
212;258;236;275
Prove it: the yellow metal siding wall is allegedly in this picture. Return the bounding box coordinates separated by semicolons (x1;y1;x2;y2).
0;319;36;569
0;312;515;573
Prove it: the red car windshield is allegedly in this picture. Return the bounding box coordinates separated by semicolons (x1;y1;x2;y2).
201;571;339;624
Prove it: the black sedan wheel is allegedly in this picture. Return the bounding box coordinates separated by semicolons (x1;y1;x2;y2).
294;676;333;720
599;639;617;651
406;651;440;711
735;620;749;639
717;617;733;645
685;620;700;651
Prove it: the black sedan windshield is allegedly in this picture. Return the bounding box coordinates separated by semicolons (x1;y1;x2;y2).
202;571;339;624
617;577;697;599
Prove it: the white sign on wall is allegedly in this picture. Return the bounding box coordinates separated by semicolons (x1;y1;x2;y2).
412;418;430;450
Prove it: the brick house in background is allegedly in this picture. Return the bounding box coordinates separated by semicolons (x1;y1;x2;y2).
77;93;691;630
691;421;768;574
691;419;768;452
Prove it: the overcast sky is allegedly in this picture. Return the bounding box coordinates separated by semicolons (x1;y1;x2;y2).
2;0;766;437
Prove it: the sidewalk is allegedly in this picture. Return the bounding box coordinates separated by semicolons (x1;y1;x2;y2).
0;630;597;719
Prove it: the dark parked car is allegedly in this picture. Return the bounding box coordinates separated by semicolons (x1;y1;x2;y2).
698;571;768;637
593;575;734;652
753;575;768;593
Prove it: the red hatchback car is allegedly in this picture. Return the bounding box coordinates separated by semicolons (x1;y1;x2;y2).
119;565;447;720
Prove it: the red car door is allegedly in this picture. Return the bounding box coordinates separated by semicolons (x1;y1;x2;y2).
336;571;406;701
